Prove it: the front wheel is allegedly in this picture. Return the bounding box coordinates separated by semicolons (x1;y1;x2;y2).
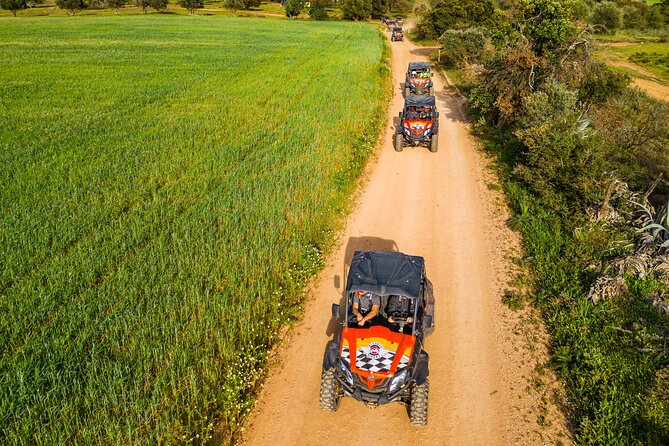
409;379;429;426
394;133;404;152
404;87;411;97
429;134;438;153
319;368;341;412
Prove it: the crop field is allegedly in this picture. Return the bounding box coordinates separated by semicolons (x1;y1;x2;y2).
0;16;388;444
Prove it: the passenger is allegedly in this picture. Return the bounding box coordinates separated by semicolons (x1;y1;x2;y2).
386;294;414;333
352;290;381;327
410;70;417;78
419;70;430;79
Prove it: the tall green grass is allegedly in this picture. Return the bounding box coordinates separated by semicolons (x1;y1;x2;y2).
0;16;389;444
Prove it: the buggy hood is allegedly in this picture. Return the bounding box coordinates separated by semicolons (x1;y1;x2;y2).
340;325;415;390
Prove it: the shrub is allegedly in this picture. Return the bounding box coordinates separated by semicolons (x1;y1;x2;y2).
589;1;623;34
564;0;590;22
523;0;577;56
284;0;304;16
415;0;497;40
55;0;86;14
437;27;492;67
105;0;126;13
371;0;387;19
178;0;202;13
309;0;328;19
341;0;371;21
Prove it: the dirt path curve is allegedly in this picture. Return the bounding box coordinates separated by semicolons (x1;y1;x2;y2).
240;30;570;446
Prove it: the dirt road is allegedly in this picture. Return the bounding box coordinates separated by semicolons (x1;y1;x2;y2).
240;30;570;446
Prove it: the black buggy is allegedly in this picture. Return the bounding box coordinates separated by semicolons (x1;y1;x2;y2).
396;15;404;26
320;251;435;425
405;61;434;96
395;95;439;153
391;26;404;42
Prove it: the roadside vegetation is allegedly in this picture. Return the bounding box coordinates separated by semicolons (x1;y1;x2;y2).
0;16;390;444
413;0;669;443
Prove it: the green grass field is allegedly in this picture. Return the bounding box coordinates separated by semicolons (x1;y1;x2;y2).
0;16;388;444
595;36;669;84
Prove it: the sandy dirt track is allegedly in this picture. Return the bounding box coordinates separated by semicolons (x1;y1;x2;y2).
239;30;571;446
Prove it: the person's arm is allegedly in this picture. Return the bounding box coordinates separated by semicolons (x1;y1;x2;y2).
359;304;379;325
352;301;363;321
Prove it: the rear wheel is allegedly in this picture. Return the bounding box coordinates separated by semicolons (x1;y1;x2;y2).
394;133;404;152
319;368;341;412
405;87;411;97
409;379;429;426
429;134;438;153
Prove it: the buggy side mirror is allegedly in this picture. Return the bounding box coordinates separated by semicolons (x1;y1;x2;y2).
331;303;340;319
436;112;440;118
423;315;433;329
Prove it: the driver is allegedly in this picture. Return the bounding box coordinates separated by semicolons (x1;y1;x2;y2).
352;290;381;327
386;294;414;330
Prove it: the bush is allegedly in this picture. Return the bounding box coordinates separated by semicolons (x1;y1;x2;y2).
415;0;497;40
437;27;492;67
284;0;304;16
341;0;371;21
105;0;125;13
523;0;576;55
55;0;86;14
309;0;327;19
589;1;623;34
564;0;590;22
225;0;259;10
178;0;202;13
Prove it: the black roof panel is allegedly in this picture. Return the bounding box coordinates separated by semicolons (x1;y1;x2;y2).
404;95;436;107
408;61;430;70
346;251;424;299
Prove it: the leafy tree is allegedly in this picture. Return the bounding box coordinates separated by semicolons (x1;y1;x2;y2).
225;0;259;9
55;0;86;15
309;0;327;19
564;0;590;21
341;0;371;20
134;0;150;13
178;0;202;13
416;0;497;40
589;1;623;34
438;27;492;66
522;0;576;55
284;0;304;16
0;0;27;16
148;0;168;12
105;0;125;13
371;0;387;19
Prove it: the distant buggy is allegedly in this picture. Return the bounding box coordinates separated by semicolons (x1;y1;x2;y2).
320;251;435;425
405;61;433;96
391;26;404;42
395;95;439;153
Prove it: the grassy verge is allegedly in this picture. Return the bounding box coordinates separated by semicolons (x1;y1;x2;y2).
0;16;390;444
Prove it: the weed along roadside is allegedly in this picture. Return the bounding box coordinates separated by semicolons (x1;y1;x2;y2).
410;0;669;443
0;16;391;444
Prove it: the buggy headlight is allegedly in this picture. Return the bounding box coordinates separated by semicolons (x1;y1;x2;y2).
389;369;409;393
338;359;353;385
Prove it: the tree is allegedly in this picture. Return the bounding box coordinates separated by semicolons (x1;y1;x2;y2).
341;0;371;21
178;0;202;13
522;0;576;55
134;0;150;13
105;0;125;13
148;0;168;12
0;0;27;16
589;1;623;34
225;0;258;10
438;27;492;66
55;0;86;14
416;0;497;40
309;0;327;20
284;0;304;16
371;0;387;19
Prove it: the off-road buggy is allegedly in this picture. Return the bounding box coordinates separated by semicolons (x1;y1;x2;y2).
391;26;404;42
386;19;396;31
320;251;435;425
405;61;433;96
395;95;439;153
396;15;404;26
